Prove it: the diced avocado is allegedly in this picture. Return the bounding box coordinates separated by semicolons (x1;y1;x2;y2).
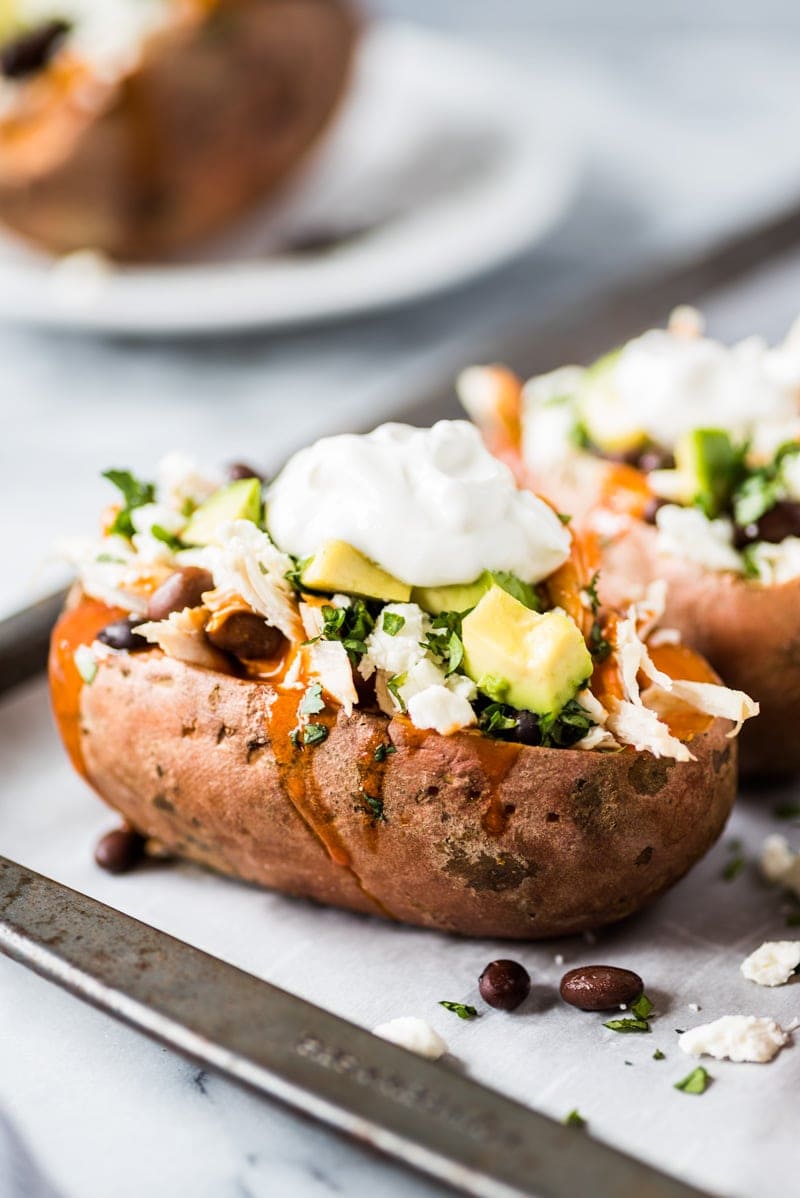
412;573;492;615
674;428;743;518
578;348;647;455
413;570;540;615
300;540;411;602
182;478;262;546
462;585;592;716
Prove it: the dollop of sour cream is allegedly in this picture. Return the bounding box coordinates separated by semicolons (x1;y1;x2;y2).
266;421;571;587
609;327;800;450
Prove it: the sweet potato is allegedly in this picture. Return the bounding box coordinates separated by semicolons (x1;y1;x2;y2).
0;0;358;260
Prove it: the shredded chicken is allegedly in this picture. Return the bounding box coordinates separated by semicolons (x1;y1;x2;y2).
134;608;229;672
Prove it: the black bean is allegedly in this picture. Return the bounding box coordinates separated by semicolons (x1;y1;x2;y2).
95;827;145;875
226;462;263;482
513;711;541;746
479;960;531;1011
637;449;675;474
560;965;643;1011
97;617;149;652
1;19;70;79
642;497;667;525
147;567;214;622
206;612;285;660
751;501;800;545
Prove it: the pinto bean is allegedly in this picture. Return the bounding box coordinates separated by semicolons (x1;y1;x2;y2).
147;568;214;621
206;612;285;660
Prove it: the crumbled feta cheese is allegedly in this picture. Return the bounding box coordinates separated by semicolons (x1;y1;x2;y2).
372;1018;448;1060
406;685;476;736
745;538;800;585
760;834;800;899
679;1016;789;1063
655;505;742;573
360;604;428;679
741;941;800;987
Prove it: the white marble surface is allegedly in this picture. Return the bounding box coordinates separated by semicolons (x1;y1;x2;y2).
5;3;800;1196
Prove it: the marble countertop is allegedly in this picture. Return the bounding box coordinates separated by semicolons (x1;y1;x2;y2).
4;3;800;1196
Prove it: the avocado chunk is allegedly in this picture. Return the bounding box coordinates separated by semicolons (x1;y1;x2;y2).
413;570;540;615
462;585;592;716
412;573;492;615
674;428;743;518
182;478;262;546
578;347;647;455
300;540;411;602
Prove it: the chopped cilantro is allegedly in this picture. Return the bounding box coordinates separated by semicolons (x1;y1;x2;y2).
538;700;594;749
674;1067;711;1095
563;1109;586;1129
653;1049;666;1061
303;723;328;747
631;994;653;1021
733;470;782;527
300;682;325;716
478;703;517;736
289;729;301;749
569;419;593;452
102;468;156;538
151;525;183;552
603;1017;651;1033
358;792;386;822
774;802;800;821
721;850;745;881
439;1001;478;1020
382;611;405;636
373;743;396;763
320;600;375;663
492;571;541;612
285;556;312;592
423;611;465;674
386;673;407;712
584;572;612;662
557;512;572;525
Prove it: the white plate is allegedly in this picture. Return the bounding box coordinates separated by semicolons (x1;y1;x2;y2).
0;23;577;336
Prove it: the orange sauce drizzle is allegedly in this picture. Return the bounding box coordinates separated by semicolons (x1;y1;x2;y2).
49;597;128;779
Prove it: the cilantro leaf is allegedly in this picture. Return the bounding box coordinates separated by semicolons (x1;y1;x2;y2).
151;525;183;552
386;673;407;712
603;1018;651;1033
423;611;465;675
300;682;325;716
478;703;517;736
373;743;396;763
492;571;541;612
382;612;405;636
358;792;386;822
439;1001;478;1020
102;468;155;538
303;723;328;747
631;994;653;1020
563;1110;586;1128
653;1049;665;1060
538;699;594;749
674;1067;711;1095
320;600;375;664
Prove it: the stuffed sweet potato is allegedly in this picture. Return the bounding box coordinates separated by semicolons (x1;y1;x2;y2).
50;424;755;938
461;308;800;777
0;0;358;260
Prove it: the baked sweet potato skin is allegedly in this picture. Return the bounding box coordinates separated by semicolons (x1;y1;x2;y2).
50;599;737;939
0;0;358;260
599;520;800;779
